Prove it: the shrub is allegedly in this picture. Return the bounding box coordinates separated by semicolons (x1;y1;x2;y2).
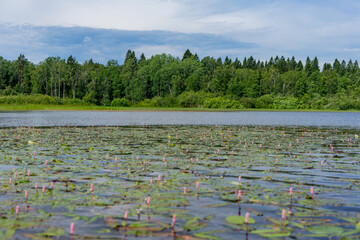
273;97;303;109
311;97;328;110
54;97;90;105
0;94;57;105
177;91;213;108
137;99;153;107
111;98;131;107
239;97;256;108
255;94;275;109
203;97;244;109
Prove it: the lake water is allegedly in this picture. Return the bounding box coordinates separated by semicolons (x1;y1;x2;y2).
0;110;359;128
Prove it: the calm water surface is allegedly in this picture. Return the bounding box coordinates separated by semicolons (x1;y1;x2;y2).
0;110;359;128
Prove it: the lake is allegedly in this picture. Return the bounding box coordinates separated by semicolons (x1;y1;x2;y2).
0;110;359;128
0;112;359;239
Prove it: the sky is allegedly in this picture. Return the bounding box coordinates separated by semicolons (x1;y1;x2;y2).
0;0;359;64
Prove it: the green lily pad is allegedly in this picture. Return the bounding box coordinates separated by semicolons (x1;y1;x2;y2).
251;228;292;237
307;226;344;235
226;215;255;225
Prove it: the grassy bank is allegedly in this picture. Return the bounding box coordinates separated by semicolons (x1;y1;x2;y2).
0;103;359;112
0;94;359;112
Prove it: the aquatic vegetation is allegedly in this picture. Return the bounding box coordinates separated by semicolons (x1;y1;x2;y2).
0;125;359;239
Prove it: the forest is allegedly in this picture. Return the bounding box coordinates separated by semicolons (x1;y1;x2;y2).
0;49;359;110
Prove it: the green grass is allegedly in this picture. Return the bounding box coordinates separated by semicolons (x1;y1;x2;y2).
0;103;359;112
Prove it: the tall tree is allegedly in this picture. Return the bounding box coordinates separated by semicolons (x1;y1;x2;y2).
66;55;80;99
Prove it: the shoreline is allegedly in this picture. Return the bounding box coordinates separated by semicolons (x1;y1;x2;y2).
0;104;359;113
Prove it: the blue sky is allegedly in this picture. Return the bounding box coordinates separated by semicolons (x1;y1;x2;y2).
0;0;359;64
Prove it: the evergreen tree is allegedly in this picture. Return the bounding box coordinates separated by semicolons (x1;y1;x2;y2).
182;49;192;60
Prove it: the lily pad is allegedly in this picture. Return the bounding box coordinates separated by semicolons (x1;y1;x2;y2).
226;215;255;225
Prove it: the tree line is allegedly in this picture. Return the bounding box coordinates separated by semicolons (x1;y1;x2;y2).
0;50;359;110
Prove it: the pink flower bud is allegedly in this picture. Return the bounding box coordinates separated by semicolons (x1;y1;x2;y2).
184;187;187;195
196;182;199;190
124;211;128;220
171;214;176;228
35;182;38;190
289;187;293;196
282;209;286;223
147;196;151;205
238;176;241;184
150;178;153;186
9;178;12;185
245;212;249;224
42;186;46;194
70;222;75;235
14;172;17;180
311;187;314;198
51;181;54;189
16;205;19;215
158;175;161;181
237;190;242;200
25;190;28;199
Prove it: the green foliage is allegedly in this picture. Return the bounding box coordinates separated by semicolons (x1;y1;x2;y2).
255;94;275;109
203;97;244;109
0;94;56;105
273;97;303;109
137;96;177;107
177;91;212;108
0;52;359;110
110;98;131;107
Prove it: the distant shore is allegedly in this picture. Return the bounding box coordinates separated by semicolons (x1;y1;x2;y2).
1;104;359;112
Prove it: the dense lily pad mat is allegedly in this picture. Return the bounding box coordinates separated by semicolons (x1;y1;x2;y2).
0;125;359;239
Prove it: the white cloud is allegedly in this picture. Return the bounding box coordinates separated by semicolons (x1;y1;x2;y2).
0;0;359;63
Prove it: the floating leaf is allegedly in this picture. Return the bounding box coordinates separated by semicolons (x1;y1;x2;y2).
194;230;226;240
251;228;292;237
184;217;207;231
307;226;344;235
226;215;255;225
5;228;15;239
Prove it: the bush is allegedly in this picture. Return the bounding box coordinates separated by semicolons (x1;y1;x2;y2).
239;97;256;108
323;94;360;110
255;94;275;109
0;94;57;105
273;97;303;109
311;97;328;110
203;97;244;109
1;86;17;96
82;91;97;105
54;97;90;105
177;91;213;108
111;98;131;107
137;99;153;107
